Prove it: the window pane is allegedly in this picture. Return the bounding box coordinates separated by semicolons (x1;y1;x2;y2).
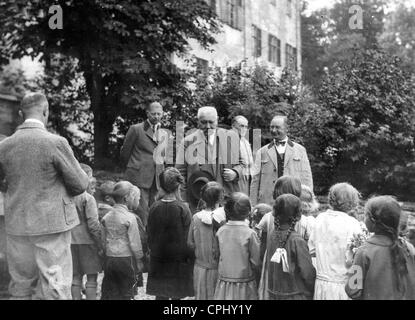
252;25;262;57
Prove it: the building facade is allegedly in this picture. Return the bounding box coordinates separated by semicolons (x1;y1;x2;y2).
175;0;301;75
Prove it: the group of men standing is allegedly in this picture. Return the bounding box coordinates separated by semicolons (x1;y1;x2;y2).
0;93;313;299
121;102;313;221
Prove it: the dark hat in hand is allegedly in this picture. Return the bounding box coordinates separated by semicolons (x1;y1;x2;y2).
188;170;215;201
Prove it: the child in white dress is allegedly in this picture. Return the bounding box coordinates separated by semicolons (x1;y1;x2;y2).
309;182;363;300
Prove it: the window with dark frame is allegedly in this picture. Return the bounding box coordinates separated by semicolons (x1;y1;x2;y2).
252;25;262;57
208;0;216;12
222;0;244;30
285;44;297;70
293;47;297;71
268;34;281;66
196;57;209;78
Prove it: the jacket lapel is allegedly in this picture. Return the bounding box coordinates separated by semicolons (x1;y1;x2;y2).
196;130;207;160
144;121;157;144
267;142;278;169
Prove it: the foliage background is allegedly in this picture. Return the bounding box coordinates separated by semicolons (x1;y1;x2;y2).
1;0;415;200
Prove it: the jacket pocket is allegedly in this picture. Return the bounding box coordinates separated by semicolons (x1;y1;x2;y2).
63;198;78;226
293;157;302;171
260;159;270;175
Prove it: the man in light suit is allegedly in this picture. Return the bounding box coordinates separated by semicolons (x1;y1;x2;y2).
120;101;166;226
232;115;254;196
0;93;89;300
176;106;244;212
250;115;313;206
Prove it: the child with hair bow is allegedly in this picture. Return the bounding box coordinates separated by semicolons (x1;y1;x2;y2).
267;194;316;300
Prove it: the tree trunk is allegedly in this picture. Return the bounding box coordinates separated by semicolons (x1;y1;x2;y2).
84;66;114;169
93;110;115;170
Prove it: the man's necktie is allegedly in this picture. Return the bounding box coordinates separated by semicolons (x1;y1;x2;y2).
153;123;160;142
275;139;286;147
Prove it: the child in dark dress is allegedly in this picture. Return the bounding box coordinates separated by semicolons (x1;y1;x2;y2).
345;196;415;300
146;167;193;300
267;194;316;300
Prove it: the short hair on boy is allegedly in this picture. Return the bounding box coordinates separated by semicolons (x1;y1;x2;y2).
80;163;93;178
99;180;115;194
252;203;273;224
224;192;251;221
328;182;360;214
252;203;272;217
111;181;135;204
201;182;224;208
130;186;141;200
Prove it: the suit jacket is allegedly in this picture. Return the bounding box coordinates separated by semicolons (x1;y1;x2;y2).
250;139;313;206
120;121;168;190
0;122;89;236
238;137;254;196
176;128;244;203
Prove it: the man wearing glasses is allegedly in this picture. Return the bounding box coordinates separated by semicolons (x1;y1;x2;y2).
120;101;165;226
250;115;313;206
232;116;254;196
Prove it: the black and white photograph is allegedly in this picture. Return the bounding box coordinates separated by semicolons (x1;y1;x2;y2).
0;0;415;309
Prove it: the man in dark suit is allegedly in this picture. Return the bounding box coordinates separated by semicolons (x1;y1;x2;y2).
176;106;244;212
120;102;166;226
0;93;89;299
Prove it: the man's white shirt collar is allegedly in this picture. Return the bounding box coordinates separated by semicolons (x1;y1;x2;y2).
24;119;45;128
201;129;216;145
275;136;289;154
208;130;216;145
147;119;160;130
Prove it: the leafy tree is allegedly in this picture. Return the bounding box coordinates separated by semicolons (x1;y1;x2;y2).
0;57;94;163
379;2;415;73
318;48;415;199
0;63;39;97
326;0;386;47
301;2;327;88
301;0;388;90
0;0;219;168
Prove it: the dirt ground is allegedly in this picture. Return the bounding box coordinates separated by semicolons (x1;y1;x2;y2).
0;271;195;300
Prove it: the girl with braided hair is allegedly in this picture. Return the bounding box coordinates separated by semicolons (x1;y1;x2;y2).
267;194;316;300
213;192;260;299
256;176;309;299
345;196;415;300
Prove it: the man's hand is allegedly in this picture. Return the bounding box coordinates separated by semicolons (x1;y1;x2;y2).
136;259;144;273
222;168;237;182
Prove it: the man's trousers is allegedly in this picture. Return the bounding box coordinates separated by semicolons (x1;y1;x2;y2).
6;231;72;300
